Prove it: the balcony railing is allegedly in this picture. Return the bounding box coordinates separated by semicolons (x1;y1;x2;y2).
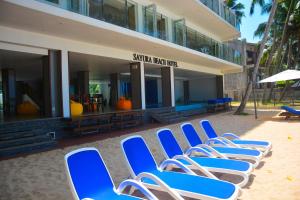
199;0;238;29
38;0;242;65
173;19;242;65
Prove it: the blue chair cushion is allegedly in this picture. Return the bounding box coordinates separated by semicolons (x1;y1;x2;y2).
142;170;236;200
281;106;300;115
212;147;261;157
232;140;270;146
178;157;251;172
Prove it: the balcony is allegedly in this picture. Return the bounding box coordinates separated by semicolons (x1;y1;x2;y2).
173;20;242;65
0;0;242;70
199;0;238;29
31;0;241;65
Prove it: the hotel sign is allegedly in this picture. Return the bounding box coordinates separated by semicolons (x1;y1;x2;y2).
133;53;178;67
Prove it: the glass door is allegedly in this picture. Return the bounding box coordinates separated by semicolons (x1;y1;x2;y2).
173;19;186;47
127;1;137;30
88;0;103;20
144;4;156;36
103;0;126;27
157;13;167;40
68;0;80;13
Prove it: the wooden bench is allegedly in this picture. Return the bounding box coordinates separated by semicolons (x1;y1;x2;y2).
111;110;144;129
71;114;113;135
70;110;144;134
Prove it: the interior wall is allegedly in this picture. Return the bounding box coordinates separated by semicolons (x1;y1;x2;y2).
189;76;217;102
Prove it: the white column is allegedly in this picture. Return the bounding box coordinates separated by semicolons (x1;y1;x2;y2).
61;50;70;118
170;66;175;107
140;62;146;109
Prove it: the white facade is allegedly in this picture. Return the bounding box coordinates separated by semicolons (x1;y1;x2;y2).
0;0;242;118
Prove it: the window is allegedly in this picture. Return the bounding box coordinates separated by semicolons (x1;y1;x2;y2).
173;20;185;46
103;0;126;27
88;0;103;20
186;27;196;50
127;1;136;30
144;6;155;36
45;0;59;4
69;0;80;13
157;13;167;40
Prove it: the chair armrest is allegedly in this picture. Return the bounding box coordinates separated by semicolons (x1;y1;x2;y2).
221;133;240;140
185;147;215;158
117;179;158;200
205;138;229;146
172;155;217;179
159;159;195;175
217;137;242;148
135;172;184;200
195;144;228;159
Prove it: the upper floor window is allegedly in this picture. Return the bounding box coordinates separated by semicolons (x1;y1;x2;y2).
45;0;59;4
144;5;168;40
157;13;167;40
86;0;137;30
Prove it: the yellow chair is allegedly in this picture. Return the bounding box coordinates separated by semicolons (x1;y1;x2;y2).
70;100;83;117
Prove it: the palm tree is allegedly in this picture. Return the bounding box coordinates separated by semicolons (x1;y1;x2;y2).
236;0;300;111
235;0;278;114
250;0;266;15
224;0;245;27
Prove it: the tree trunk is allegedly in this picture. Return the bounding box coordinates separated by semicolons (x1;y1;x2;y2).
279;81;291;102
262;40;278;103
266;42;289;101
268;0;294;75
235;0;278;114
279;40;293;102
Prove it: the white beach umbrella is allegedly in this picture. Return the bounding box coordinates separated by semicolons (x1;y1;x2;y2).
258;70;300;83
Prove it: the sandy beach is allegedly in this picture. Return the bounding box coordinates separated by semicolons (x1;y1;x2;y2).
1;109;300;200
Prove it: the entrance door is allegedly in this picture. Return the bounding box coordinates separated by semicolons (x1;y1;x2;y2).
145;79;158;108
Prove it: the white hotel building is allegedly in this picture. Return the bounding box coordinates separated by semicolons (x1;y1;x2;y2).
0;0;243;122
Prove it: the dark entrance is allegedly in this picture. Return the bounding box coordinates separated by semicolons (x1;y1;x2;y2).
145;78;158;108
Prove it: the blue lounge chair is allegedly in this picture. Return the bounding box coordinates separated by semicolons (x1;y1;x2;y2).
121;136;241;200
65;147;158;200
157;128;253;187
181;123;263;168
280;106;300;119
200;120;272;156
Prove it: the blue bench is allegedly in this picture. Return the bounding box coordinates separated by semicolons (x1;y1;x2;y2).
207;98;232;112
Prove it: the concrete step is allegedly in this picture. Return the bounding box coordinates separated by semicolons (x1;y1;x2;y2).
0;140;56;157
164;116;187;123
0;135;51;149
153;112;181;117
151;112;187;124
0;125;42;134
0;130;41;141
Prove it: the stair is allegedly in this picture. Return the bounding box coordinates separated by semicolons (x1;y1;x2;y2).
0;141;56;157
0;121;57;158
149;107;188;124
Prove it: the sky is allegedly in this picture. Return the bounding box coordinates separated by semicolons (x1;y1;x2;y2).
238;0;269;43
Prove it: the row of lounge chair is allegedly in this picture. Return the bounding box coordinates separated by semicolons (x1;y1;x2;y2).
65;120;272;200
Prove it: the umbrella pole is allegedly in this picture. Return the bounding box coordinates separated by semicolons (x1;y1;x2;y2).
273;87;276;107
